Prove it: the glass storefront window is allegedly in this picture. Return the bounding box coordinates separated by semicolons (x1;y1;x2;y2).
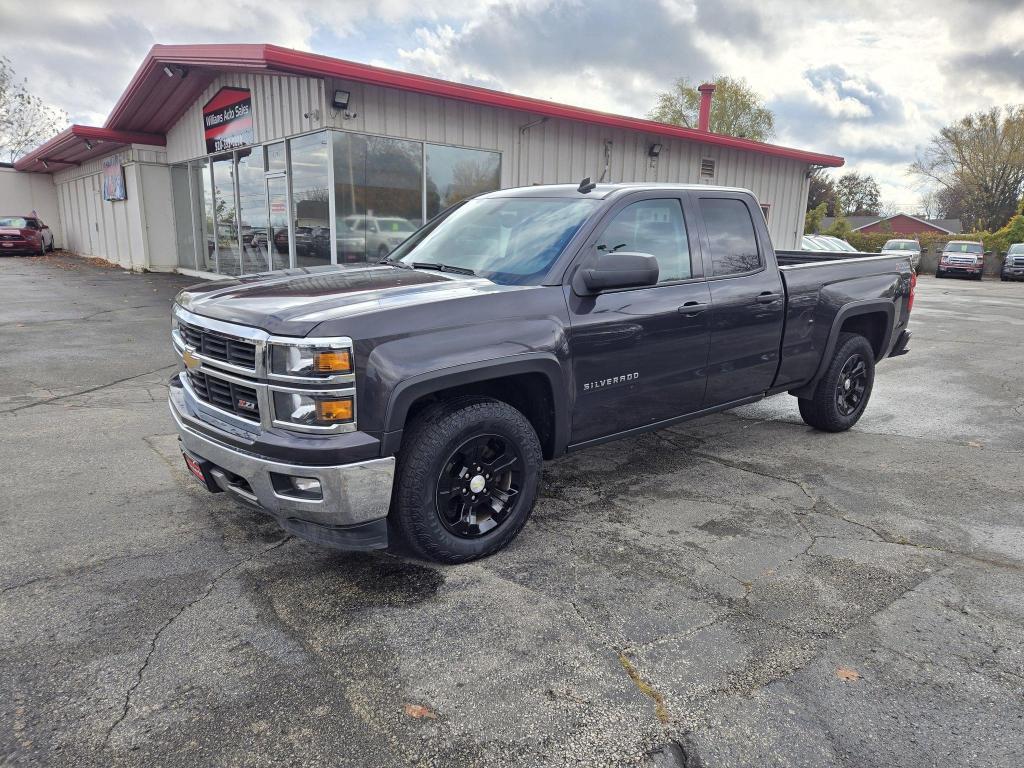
333;132;423;262
177;130;502;274
266;142;286;173
196;158;216;273
170;164;196;269
425;144;501;220
289;132;331;268
267;175;290;270
236;146;269;273
211;155;241;275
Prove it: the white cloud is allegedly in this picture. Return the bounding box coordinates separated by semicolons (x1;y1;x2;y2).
4;0;1024;211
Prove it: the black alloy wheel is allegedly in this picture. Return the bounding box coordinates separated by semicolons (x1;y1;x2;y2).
797;331;876;432
434;434;523;538
391;396;543;563
835;353;868;417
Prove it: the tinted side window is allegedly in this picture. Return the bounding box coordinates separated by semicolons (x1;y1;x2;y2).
699;198;762;276
595;199;692;283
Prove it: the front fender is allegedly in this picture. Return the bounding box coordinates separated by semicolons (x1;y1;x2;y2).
380;354;569;455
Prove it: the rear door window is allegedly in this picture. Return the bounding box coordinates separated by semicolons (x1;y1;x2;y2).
699;198;763;276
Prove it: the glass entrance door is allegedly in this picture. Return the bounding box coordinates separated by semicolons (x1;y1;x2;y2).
267;175;290;270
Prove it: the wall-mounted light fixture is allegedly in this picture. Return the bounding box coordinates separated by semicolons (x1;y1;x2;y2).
42;160;49;169
648;143;663;158
163;64;188;79
332;89;351;110
84;140;94;150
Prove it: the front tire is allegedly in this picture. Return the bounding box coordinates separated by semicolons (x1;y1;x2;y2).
390;397;543;563
797;332;875;432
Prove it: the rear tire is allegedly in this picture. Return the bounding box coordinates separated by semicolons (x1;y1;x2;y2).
390;397;543;564
797;332;875;432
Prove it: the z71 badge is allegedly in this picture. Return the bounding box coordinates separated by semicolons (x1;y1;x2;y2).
583;372;639;392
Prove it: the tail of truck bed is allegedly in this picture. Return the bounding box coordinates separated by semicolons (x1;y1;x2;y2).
772;251;914;395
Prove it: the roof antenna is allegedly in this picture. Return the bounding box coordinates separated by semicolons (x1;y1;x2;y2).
577;177;596;194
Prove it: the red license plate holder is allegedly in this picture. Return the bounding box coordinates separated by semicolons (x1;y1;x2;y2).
182;451;222;493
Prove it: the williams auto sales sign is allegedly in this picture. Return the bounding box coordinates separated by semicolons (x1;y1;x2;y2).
203;87;254;153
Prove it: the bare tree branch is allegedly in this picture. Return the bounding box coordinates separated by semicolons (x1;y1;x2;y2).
0;57;69;162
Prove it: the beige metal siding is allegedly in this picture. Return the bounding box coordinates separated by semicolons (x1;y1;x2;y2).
52;145;167;268
165;73;811;249
166;73;326;162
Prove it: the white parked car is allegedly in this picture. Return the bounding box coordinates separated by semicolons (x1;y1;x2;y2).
341;215;417;259
801;234;858;253
881;239;922;271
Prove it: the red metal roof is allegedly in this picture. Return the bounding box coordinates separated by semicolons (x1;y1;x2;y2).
21;43;844;172
14;126;166;173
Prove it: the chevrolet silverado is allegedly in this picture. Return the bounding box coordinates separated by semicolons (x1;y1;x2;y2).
169;183;914;563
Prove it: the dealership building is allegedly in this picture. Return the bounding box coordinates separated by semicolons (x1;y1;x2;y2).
9;44;843;277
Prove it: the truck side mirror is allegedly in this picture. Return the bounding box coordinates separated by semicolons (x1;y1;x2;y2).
574;251;659;294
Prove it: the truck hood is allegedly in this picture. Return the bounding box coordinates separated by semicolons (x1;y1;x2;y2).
175;263;524;336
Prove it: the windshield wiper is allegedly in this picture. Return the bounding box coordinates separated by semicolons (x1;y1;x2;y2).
378;255;413;269
411;262;477;276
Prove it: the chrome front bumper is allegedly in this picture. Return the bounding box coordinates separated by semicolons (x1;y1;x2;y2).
169;384;395;549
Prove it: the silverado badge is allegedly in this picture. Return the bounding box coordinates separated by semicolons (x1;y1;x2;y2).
183;348;201;370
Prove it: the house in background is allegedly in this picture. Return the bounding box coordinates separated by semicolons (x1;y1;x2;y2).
818;214;962;236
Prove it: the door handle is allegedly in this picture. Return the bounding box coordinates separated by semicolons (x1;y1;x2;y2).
756;291;782;304
678;301;708;316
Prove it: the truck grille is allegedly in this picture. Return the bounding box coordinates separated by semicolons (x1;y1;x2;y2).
1012;256;1024;267
0;234;23;241
945;255;978;265
186;369;260;421
179;321;257;369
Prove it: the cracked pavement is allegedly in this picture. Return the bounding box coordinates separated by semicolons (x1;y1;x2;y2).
2;254;1023;767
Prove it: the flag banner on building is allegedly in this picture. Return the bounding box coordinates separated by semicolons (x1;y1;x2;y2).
102;157;126;201
203;87;253;153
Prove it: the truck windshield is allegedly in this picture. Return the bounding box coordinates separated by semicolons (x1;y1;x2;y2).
945;243;983;254
393;197;599;284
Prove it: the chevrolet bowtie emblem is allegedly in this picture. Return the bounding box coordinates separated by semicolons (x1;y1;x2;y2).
183;348;201;370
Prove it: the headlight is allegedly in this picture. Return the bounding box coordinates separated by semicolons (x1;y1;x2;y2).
269;343;352;378
272;392;354;428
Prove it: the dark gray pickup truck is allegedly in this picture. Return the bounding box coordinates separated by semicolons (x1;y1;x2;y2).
169;182;914;563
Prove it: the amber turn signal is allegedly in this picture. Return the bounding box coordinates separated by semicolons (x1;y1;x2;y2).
313;349;352;373
315;397;354;422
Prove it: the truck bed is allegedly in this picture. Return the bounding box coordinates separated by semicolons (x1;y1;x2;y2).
773;251;913;391
776;249;881;266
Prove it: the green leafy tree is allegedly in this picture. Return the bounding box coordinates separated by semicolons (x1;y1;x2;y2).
0;57;68;162
804;202;827;234
648;75;775;142
807;170;839;215
836;172;881;216
910;106;1024;231
823;214;852;240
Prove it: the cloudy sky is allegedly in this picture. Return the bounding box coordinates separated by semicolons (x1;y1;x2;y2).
4;0;1023;209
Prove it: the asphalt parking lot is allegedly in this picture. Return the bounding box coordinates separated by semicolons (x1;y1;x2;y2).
2;254;1022;767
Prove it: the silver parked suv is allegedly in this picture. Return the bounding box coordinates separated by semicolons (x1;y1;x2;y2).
881;239;922;271
1001;243;1024;282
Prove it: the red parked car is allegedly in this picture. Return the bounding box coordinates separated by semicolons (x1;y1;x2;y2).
0;215;54;256
935;240;985;279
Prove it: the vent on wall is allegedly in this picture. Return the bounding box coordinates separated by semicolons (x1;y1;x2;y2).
699;158;716;179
